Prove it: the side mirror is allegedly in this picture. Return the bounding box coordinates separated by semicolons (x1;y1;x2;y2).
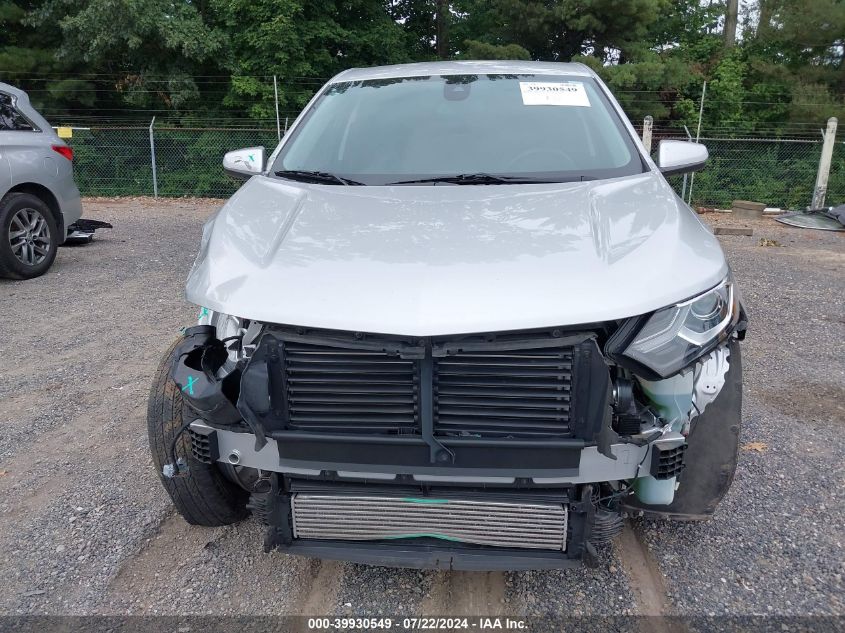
657;140;708;176
223;146;266;179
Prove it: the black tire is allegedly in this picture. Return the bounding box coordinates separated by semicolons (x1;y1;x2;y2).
623;340;743;520
0;193;59;280
147;338;250;526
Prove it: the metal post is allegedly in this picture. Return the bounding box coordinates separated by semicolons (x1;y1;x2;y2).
284;116;289;136
688;82;707;205
695;81;707;142
273;75;281;141
149;116;158;198
812;117;838;209
681;126;692;202
642;115;653;154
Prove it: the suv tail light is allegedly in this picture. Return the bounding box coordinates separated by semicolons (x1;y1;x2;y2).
51;145;73;161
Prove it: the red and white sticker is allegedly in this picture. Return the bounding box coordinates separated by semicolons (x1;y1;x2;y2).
519;81;591;107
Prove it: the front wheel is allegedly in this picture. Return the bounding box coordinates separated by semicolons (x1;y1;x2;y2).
147;338;250;526
0;193;59;279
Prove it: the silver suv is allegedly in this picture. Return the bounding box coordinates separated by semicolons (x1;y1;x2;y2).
149;61;748;570
0;82;83;279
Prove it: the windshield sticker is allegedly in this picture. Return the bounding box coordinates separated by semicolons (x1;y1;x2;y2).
519;81;591;107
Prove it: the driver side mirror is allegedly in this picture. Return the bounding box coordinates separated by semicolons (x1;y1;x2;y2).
223;146;266;179
657;140;708;176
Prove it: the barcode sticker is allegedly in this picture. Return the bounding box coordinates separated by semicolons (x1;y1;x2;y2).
519;82;591;107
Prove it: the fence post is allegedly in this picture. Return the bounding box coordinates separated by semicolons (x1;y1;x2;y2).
681;126;692;202
273;75;281;141
149;116;158;198
812;117;838;209
642;115;653;154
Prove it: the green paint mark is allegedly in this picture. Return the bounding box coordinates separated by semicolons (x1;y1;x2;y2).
384;533;461;542
401;498;449;504
197;307;209;323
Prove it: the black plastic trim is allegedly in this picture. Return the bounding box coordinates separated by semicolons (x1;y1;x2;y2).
274;539;584;570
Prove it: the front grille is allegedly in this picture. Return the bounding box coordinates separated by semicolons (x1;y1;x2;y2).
283;341;419;434
291;494;568;551
252;328;605;447
433;347;573;438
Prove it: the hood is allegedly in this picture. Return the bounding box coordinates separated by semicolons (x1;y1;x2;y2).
186;173;727;336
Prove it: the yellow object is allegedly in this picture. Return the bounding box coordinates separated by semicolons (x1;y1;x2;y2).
56;127;73;139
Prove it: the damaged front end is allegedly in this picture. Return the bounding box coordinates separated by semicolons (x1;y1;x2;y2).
164;282;746;570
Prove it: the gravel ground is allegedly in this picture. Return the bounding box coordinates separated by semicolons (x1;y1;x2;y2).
0;199;842;618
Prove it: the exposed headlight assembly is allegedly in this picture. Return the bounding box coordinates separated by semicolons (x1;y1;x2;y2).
197;308;262;369
619;276;741;378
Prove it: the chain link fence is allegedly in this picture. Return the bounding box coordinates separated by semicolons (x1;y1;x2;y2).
61;121;840;209
69;125;279;198
670;136;826;209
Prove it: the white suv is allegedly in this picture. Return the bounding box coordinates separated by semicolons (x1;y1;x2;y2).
148;61;748;570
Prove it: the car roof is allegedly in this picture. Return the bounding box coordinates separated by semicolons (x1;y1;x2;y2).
0;81;27;99
0;81;55;133
331;60;596;84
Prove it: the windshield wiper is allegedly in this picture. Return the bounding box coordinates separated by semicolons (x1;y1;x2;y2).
387;173;560;185
274;170;365;186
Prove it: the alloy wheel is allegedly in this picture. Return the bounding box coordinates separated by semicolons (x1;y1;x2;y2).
8;208;51;266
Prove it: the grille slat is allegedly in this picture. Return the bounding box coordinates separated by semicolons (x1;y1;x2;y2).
437;396;570;410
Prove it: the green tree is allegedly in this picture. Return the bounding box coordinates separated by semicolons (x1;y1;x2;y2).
0;0;99;110
452;0;669;62
216;0;414;118
29;0;227;113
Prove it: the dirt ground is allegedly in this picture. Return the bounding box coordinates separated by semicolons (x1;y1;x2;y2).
0;198;843;618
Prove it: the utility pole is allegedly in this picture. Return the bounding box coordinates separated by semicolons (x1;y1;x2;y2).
724;0;739;48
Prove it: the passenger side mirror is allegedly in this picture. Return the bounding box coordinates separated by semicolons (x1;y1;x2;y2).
223;147;266;179
657;140;708;176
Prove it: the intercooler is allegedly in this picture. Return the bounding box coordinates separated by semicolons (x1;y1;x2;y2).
290;494;568;551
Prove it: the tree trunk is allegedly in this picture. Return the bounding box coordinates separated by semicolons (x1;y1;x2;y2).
724;0;739;47
435;0;449;59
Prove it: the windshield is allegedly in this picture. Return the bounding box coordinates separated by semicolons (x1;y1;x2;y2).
272;74;643;185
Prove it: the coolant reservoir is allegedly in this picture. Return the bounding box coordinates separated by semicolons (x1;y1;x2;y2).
633;475;677;506
637;372;694;429
633;374;694;505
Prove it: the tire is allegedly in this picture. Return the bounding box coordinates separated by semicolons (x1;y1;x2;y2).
147;338;250;526
0;193;59;280
623;340;743;520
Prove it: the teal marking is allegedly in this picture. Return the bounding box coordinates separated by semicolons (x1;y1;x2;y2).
198;307;209;321
401;498;449;504
248;154;255;162
182;375;198;396
384;533;461;542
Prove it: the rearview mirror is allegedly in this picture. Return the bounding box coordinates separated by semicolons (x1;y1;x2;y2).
657;140;708;176
223;147;266;179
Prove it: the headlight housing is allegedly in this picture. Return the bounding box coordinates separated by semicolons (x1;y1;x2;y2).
621;276;740;377
196;308;259;369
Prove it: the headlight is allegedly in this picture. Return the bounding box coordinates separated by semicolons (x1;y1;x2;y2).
622;276;739;377
196;308;253;369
